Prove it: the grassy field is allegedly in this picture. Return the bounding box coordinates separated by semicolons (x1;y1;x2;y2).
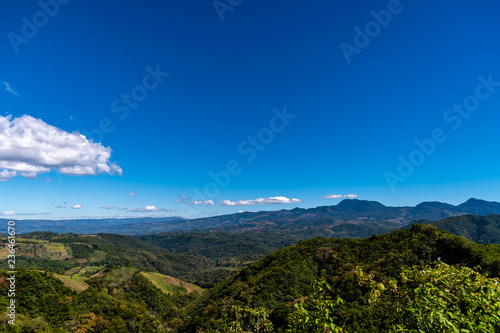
89;250;106;263
65;265;105;280
44;242;72;259
53;273;89;292
0;240;71;260
0;244;10;259
140;271;203;295
104;267;138;284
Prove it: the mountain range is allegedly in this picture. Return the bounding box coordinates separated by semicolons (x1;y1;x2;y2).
6;198;500;235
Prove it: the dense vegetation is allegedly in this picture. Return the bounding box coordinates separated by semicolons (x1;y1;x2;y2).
179;224;500;332
0;268;200;332
3;232;222;285
357;261;500;331
136;221;403;286
423;214;500;244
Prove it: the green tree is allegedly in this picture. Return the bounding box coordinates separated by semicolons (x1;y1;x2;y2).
222;305;274;333
357;261;500;332
287;278;345;333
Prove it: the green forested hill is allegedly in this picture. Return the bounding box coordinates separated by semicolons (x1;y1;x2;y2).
137;232;274;262
136;220;403;268
423;214;500;244
0;267;200;332
2;232;219;285
179;224;500;332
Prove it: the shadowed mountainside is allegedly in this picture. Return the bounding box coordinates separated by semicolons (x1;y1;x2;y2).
420;214;500;244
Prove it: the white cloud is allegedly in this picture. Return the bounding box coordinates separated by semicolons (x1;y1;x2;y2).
3;81;19;96
21;172;37;179
117;206;171;213
0;115;122;181
220;196;303;206
323;193;359;199
100;205;117;210
189;200;215;206
129;206;172;212
176;194;190;203
323;194;343;199
0;170;17;181
127;214;173;218
0;211;50;216
75;214;126;219
55;204;66;208
126;192;137;196
71;204;83;209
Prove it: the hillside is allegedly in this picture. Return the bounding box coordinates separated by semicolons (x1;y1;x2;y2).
136;221;403;273
136;212;500;282
423;214;500;244
1;232;230;285
140;272;203;296
179;224;500;332
0;267;201;332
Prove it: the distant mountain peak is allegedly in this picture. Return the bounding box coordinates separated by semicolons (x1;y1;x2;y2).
459;198;495;206
336;199;387;210
456;198;500;215
415;201;454;209
463;198;486;204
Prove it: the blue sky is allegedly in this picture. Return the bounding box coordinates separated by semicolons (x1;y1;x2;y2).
1;0;500;220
